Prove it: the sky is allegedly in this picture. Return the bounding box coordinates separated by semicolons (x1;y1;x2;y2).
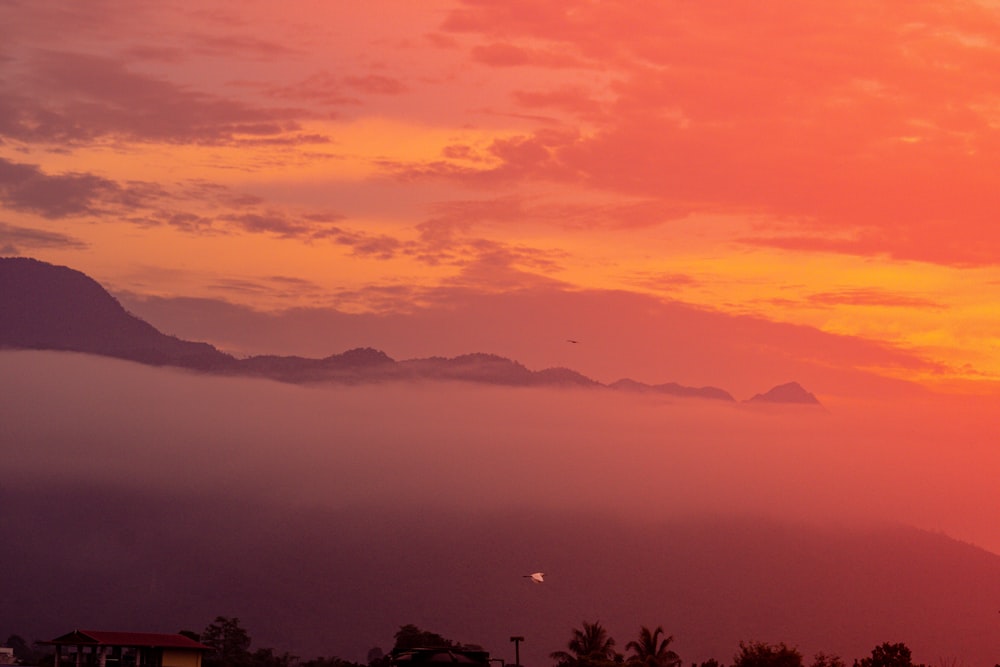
4;4;1000;660
3;0;1000;397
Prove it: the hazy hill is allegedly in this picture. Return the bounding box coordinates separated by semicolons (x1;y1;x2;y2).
0;257;815;402
0;343;995;667
746;381;821;405
610;377;736;401
1;481;997;667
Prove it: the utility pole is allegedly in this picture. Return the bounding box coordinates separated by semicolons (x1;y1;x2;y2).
509;636;524;667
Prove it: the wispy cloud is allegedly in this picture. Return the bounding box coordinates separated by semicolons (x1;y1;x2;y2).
470;42;590;68
431;0;1000;267
187;32;302;59
0;220;87;254
342;74;408;95
0;157;160;218
805;288;945;309
0;157;383;250
2;50;308;145
265;70;409;108
203;273;340;303
312;225;407;259
511;85;608;121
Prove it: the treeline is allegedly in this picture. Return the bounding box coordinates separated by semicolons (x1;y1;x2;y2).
5;619;997;667
546;620;945;667
191;618;460;667
0;620;465;667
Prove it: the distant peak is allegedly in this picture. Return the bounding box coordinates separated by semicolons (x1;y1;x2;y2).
4;257;826;404
328;347;395;365
746;381;821;405
610;377;735;402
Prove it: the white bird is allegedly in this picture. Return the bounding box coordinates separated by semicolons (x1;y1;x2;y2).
523;572;545;583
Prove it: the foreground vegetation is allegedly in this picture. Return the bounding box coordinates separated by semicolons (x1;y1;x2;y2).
544;620;940;667
4;618;994;667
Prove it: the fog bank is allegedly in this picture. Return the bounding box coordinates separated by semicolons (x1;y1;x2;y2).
3;351;997;552
3;350;1000;667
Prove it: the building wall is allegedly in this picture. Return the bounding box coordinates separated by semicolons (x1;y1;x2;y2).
160;650;201;667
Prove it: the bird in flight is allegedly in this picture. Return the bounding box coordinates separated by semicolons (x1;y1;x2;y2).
523;572;545;583
566;339;580;344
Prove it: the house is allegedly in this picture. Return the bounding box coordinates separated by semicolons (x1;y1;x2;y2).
0;647;15;665
42;631;210;667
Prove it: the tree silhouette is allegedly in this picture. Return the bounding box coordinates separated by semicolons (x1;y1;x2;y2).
551;621;620;667
201;616;252;667
732;641;803;667
625;626;681;667
4;636;31;662
810;653;845;667
392;625;457;650
300;659;365;667
366;647;388;667
2;635;49;665
853;643;923;667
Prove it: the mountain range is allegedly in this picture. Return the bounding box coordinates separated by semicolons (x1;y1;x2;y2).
4;256;1000;667
0;257;820;404
3;481;1000;667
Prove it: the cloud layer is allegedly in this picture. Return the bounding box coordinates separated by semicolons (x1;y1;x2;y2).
2;351;999;665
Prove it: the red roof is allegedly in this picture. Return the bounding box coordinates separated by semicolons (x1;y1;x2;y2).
44;631;210;650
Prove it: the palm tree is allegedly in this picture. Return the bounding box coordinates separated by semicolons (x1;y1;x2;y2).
550;621;618;667
625;626;681;667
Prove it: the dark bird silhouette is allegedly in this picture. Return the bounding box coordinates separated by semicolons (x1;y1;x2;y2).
566;339;580;344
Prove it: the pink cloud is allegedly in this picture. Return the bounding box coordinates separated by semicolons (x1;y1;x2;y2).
627;271;701;292
471;42;588;68
437;240;567;290
426;195;527;225
442;0;594;42
267;71;408;107
188;33;302;59
342;74;408;95
0;157;162;219
424;32;460;49
313;226;407;260
0;221;88;254
220;212;318;238
797;289;944;310
511;85;607;120
393;129;580;185
432;0;1000;267
2;50;307;145
0;157;371;248
199;274;328;302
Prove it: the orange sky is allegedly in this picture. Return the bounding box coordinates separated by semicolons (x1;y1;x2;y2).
3;1;1000;395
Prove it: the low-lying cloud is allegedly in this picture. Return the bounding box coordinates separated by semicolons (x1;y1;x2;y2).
3;350;996;550
3;350;999;666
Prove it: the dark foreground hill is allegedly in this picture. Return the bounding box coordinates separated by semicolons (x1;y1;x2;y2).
0;256;232;369
1;481;997;667
0;257;815;403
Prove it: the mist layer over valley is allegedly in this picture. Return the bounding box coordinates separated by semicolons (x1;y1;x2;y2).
2;351;998;666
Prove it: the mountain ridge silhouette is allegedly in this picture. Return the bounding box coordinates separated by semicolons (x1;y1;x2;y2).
0;257;818;404
2;481;999;666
